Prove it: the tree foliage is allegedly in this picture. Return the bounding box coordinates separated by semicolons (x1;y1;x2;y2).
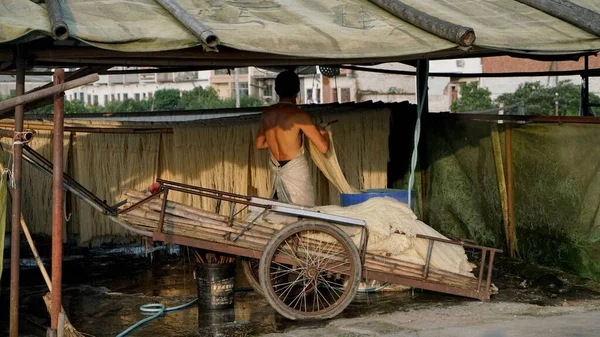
496;80;600;116
450;82;495;113
0;86;264;114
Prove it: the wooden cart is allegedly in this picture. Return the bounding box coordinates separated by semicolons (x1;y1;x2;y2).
115;179;502;321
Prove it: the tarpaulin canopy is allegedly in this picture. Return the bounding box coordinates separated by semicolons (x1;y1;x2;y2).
0;0;600;67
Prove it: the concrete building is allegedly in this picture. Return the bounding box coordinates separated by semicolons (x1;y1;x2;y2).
209;68;250;99
65;68;211;106
0;74;52;97
317;59;482;112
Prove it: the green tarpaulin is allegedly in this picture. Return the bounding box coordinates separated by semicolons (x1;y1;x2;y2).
423;120;600;280
1;0;600;57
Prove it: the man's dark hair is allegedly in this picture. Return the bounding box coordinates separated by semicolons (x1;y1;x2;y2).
275;71;300;98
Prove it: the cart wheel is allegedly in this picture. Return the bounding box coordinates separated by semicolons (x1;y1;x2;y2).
242;258;263;295
259;220;362;320
243;257;316;297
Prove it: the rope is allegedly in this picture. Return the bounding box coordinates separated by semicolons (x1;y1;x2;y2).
407;60;430;210
115;298;197;337
2;133;32;189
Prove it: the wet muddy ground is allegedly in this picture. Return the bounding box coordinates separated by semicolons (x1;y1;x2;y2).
1;243;599;337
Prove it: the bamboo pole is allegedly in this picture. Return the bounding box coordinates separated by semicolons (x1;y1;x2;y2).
154;0;220;47
125;190;278;233
514;0;600;37
0;74;99;112
368;0;475;46
20;216;83;337
505;124;517;257
491;124;510;250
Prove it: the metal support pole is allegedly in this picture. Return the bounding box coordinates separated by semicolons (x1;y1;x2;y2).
234;68;240;108
582;55;591;116
409;59;429;213
9;47;26;337
50;68;65;332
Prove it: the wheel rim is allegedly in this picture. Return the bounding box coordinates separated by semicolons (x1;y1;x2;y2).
264;228;358;317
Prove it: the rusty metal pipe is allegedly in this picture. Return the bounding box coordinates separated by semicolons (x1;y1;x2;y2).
50;68;65;331
0;129;33;141
9;47;26;337
45;0;70;40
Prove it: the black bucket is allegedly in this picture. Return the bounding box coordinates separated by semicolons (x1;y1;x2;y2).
195;262;235;310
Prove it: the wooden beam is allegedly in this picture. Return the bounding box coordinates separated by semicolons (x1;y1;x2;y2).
369;0;475;46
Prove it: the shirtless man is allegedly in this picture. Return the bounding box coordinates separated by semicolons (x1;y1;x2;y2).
255;70;329;206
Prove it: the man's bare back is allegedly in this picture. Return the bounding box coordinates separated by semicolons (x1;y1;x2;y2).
256;103;329;161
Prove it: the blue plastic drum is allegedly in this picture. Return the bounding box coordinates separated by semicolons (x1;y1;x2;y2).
340;188;414;209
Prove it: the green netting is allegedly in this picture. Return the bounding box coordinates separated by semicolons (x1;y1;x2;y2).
416;119;600;280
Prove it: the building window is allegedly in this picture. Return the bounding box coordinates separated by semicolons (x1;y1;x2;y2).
135;93;140;101
117;93;121;100
264;84;273;97
332;88;338;102
87;95;91;104
93;95;98;105
306;88;321;104
104;95;108;105
111;94;115;102
123;93;129;100
239;82;249;96
148;92;153;99
341;88;351;102
214;69;230;75
79;93;84;102
143;93;147;99
237;67;249;75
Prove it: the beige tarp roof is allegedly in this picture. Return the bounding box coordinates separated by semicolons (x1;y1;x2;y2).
1;0;600;60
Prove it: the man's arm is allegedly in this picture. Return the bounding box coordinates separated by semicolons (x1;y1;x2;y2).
297;112;329;153
256;121;268;149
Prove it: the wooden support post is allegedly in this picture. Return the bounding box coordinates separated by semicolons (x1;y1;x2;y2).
50;68;65;333
9;47;26;337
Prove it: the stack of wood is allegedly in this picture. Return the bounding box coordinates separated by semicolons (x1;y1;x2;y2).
193;249;235;265
119;189;277;250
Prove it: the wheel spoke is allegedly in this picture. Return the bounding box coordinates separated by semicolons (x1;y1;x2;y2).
264;225;359;318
